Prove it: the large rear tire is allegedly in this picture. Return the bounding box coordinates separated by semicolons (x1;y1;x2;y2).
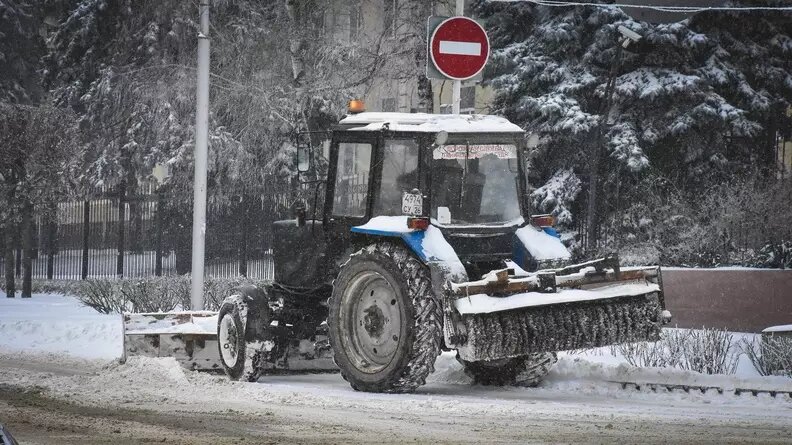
457;353;557;387
328;243;442;393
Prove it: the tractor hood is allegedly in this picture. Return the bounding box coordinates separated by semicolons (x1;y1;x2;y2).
351;216;571;276
438;223;570;271
437;223;519;263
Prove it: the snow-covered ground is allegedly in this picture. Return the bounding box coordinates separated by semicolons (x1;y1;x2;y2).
0;292;122;359
1;293;791;443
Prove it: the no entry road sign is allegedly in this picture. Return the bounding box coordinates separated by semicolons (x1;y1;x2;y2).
429;16;490;81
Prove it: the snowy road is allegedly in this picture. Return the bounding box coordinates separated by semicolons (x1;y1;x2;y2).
2;352;792;444
2;294;792;443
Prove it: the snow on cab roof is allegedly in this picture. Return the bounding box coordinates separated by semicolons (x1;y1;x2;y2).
338;112;524;133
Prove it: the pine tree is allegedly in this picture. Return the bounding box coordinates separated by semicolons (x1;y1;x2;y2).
0;105;77;296
474;1;792;255
0;0;43;104
0;0;54;296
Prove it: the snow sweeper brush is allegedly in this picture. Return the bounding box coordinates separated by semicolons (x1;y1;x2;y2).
448;256;672;362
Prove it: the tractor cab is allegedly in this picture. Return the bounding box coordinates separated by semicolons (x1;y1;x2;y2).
273;110;556;289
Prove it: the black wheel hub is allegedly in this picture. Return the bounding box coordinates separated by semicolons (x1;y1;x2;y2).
363;304;385;338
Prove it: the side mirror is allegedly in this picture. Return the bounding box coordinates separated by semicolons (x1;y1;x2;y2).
434;131;448;147
297;145;311;173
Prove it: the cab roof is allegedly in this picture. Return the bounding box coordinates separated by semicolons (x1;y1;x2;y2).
338;112;524;134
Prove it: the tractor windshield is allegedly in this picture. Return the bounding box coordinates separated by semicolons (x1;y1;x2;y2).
431;143;521;226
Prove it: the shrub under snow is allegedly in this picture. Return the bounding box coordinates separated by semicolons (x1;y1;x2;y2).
27;276;269;314
741;335;792;378
612;328;739;375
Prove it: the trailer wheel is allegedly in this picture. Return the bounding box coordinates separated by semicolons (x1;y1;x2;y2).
457;352;557;387
329;243;442;393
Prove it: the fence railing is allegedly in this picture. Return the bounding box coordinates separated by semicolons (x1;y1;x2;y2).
0;181;315;281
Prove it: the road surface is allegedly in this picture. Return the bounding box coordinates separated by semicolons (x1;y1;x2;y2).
1;352;791;444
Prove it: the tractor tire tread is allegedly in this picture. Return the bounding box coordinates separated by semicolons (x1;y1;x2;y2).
331;242;442;393
219;295;266;383
458;352;557;387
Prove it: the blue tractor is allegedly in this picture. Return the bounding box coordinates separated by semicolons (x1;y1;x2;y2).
187;109;667;393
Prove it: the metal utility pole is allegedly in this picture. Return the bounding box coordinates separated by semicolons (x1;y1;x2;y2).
191;0;210;311
451;0;464;114
586;28;638;254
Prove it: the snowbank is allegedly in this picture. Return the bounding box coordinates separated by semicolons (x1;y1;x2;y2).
0;292;122;359
2;290;789;401
428;339;784;392
545;354;792;395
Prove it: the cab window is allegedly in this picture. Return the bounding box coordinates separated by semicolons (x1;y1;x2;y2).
374;139;419;215
332;142;372;217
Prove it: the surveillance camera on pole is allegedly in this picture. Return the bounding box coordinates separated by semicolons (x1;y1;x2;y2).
617;25;642;48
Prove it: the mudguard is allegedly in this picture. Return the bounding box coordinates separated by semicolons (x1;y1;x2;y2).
512;225;571;272
351;216;573;275
351;216;467;280
351;216;470;349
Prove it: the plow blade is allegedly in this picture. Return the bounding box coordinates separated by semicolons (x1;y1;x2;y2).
451;258;671;362
122;311;221;371
122;311;338;373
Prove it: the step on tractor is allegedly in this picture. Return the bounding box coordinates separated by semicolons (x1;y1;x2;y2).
123;105;671;393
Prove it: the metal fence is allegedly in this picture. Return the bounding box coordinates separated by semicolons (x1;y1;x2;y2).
0;181;315;281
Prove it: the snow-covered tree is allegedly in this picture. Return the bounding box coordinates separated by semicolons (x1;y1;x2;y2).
474;1;792;260
0;0;43;104
43;0;427;197
44;0;196;193
0;1;72;296
530;168;581;226
0;105;77;297
40;0;434;272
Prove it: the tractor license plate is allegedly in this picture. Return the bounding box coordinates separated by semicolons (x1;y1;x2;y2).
402;192;423;216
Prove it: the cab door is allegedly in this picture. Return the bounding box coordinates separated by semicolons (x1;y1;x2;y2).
323;132;379;261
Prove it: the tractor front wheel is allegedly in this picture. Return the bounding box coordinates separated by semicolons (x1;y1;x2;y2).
457;353;557;387
328;243;442;393
218;299;249;380
218;288;271;382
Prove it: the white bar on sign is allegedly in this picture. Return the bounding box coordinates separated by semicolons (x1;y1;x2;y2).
439;40;481;56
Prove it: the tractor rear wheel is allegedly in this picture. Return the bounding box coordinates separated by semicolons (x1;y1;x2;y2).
457;352;557;387
328;243;442;393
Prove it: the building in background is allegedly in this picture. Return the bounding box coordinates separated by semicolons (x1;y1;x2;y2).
322;0;493;115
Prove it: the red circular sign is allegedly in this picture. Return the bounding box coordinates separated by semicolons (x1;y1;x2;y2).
430;17;490;81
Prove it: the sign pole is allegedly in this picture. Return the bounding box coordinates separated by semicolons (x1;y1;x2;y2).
452;0;464;114
191;0;209;311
